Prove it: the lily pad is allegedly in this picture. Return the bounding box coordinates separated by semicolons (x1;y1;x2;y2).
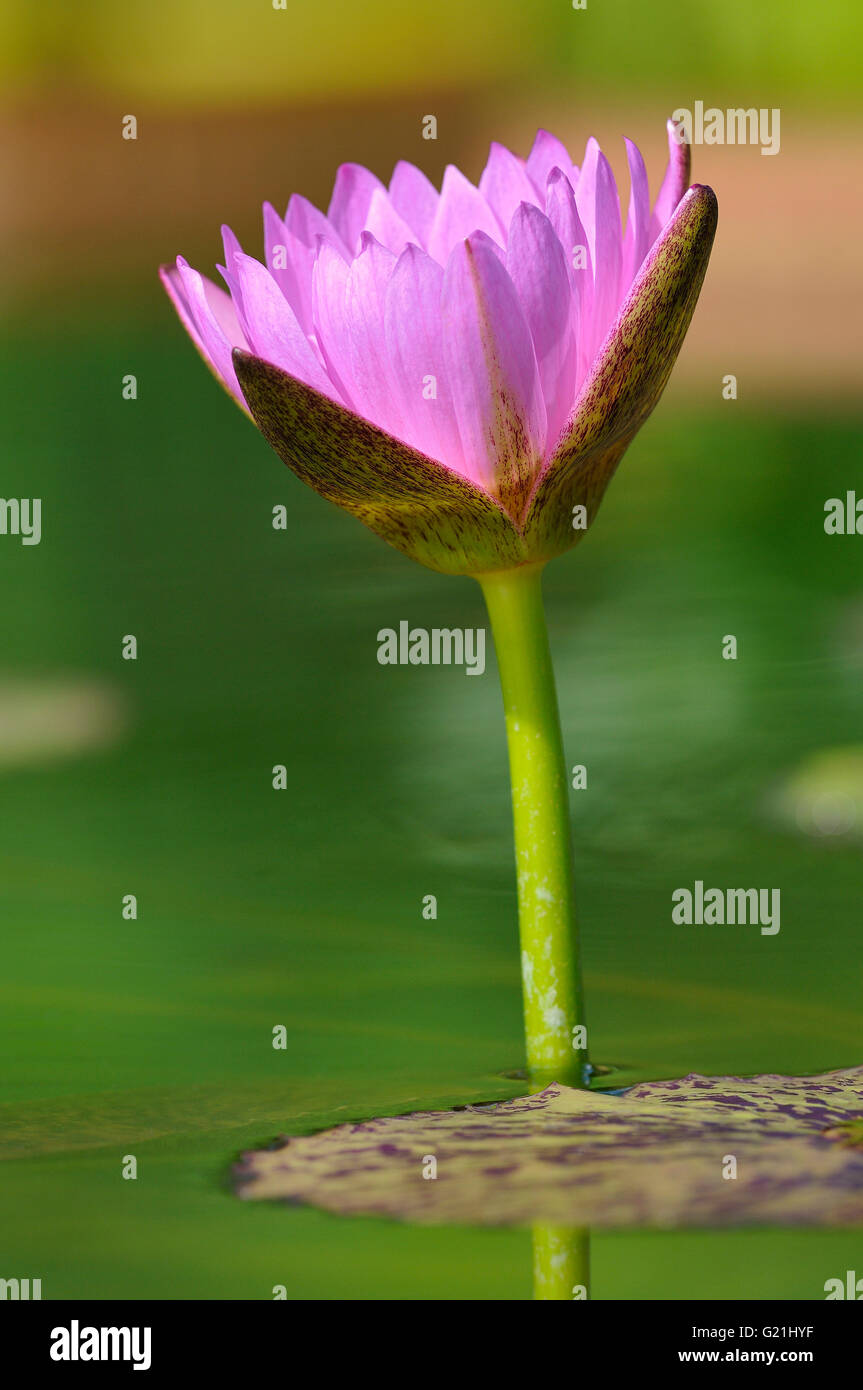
236;1067;863;1228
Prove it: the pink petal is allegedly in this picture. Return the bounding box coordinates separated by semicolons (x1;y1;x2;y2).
175;257;248;404
262;202;314;335
649;118;691;241
218;223;244;306
198;262;246;345
344;233;403;437
327;163;386;255
363;187;421;256
574;138;622;362
311;239;356;408
441;233;546;511
545;169;589;333
229;252;337;399
506;203;577;453
285;193;349;259
427;165;503;266
621;139;651;291
383;243;464;473
160;263;206;356
478;142;541;233
389;161;439;247
526;129;578;197
470;228;506;265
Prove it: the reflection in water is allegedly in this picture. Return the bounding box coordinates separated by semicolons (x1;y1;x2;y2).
533;1225;590;1300
528;1057;593;1298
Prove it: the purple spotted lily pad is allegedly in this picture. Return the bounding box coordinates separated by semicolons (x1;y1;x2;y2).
235;1067;863;1228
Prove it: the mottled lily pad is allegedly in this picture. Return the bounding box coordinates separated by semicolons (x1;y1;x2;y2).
235;1067;863;1228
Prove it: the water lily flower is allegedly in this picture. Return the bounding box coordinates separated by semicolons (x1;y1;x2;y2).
160;122;717;1103
160;120;716;576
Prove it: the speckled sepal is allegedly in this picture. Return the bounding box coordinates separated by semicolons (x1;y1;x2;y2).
233;350;527;575
521;183;718;562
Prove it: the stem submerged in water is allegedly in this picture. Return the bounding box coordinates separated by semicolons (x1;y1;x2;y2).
478;562;588;1088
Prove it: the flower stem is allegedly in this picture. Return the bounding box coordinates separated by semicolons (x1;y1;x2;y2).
478;562;588;1087
532;1225;590;1300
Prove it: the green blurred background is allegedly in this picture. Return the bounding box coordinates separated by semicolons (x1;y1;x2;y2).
1;0;862;1299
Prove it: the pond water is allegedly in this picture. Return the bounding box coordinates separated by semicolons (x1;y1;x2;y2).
0;320;860;1298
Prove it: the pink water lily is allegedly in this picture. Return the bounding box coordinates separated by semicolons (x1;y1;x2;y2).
161;121;716;575
159;122;719;1111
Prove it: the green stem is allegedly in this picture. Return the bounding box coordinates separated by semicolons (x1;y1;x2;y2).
478;562;588;1087
532;1225;590;1300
